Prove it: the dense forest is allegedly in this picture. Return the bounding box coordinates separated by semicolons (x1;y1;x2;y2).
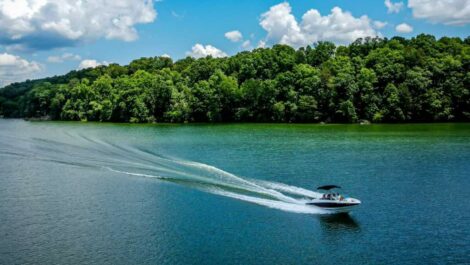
1;34;469;123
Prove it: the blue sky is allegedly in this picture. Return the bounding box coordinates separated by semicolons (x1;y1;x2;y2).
0;0;469;87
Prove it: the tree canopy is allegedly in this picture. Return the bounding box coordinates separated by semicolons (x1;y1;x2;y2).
1;34;469;123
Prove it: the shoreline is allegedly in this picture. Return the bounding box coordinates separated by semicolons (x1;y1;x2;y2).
3;117;469;126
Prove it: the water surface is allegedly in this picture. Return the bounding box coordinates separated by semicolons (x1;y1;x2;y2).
0;120;469;264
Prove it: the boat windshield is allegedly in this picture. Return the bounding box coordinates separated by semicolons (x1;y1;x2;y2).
321;192;344;200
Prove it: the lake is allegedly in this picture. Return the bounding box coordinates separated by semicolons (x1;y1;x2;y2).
0;120;469;264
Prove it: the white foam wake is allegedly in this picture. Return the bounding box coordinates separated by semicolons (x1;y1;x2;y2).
0;128;329;215
207;189;328;214
104;160;328;215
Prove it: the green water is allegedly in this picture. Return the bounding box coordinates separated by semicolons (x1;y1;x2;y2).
1;120;469;264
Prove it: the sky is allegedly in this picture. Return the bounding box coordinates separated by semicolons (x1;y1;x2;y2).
0;0;469;87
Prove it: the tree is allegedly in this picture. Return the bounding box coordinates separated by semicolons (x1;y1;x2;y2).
382;83;405;121
307;41;336;66
128;56;173;74
62;79;95;121
356;68;379;121
113;72;153;123
365;46;405;87
238;79;277;121
165;86;191;122
208;70;240;121
325;56;358;122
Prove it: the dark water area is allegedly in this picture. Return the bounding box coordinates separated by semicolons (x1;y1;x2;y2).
0;120;469;264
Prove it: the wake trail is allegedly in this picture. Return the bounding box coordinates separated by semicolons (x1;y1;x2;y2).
0;130;328;215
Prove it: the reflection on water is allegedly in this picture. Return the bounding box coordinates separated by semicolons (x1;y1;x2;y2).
318;213;361;233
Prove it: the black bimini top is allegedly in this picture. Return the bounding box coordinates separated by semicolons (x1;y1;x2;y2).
317;185;341;190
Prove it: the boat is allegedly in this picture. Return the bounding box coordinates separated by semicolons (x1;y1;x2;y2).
306;185;361;214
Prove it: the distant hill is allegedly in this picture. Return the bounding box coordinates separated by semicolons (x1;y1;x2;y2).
1;34;469;123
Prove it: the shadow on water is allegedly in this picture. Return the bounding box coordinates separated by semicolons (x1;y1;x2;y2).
317;213;361;233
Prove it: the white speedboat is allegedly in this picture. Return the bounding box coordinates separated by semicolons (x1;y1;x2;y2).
306;185;361;214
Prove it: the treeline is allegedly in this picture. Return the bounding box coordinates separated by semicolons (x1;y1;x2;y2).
1;34;469;123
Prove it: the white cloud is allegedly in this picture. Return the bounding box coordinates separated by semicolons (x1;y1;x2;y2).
161;54;171;58
47;52;81;63
225;30;253;50
395;23;414;33
186;44;227;58
241;40;252;50
385;0;404;13
0;0;157;50
225;30;243;42
408;0;470;25
260;3;303;47
78;59;109;70
259;3;379;48
373;21;388;29
0;52;42;87
257;40;266;48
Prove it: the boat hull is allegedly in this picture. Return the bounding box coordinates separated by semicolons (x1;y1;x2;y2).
306;198;361;214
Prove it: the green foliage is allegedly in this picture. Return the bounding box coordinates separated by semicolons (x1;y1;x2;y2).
1;35;469;123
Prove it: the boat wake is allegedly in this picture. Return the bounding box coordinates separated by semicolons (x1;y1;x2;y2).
104;164;327;215
0;125;327;215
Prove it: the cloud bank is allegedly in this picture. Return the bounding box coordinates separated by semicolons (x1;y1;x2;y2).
0;0;157;50
225;30;243;42
395;23;414;33
186;44;227;58
408;0;470;25
78;59;109;70
385;0;404;13
259;2;379;48
0;53;42;87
